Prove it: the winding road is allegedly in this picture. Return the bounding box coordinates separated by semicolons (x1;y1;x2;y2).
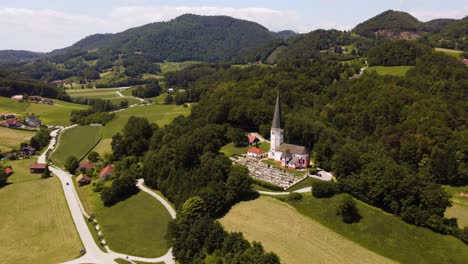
39;128;176;264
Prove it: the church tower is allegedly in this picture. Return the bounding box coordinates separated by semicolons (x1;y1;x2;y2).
269;92;284;159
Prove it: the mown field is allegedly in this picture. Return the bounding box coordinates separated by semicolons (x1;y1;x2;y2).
77;181;171;257
366;66;414;77
289;194;468;264
0;159;82;263
159;61;200;74
0;96;87;126
0;126;36;152
435;48;464;58
444;185;468;228
51;126;102;167
66;88;141;106
220;141;270;157
221;196;394;264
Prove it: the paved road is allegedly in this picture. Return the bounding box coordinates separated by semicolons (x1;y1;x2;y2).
39;128;176;264
257;187;312;196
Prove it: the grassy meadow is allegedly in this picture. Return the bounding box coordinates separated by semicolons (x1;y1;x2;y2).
221;196;394;264
51;126;102;167
444;185;468;228
0;126;36;152
289;194;468;263
435;48;464;58
0;159;82;263
366;66;414;77
0;96;87;126
220;141;270;157
159;61;200;74
77;182;172;257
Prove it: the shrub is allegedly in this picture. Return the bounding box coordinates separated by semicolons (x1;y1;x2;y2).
312;180;337;198
65;156;79;174
287;192;303;201
337;196;361;224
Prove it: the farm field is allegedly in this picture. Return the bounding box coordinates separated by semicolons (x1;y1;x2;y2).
0;159;82;263
435;48;464;58
77;182;171;257
221;196;394;264
159;61;200;74
0;126;36;152
443;185;468;228
366;66;414;77
290;194;468;264
66;87;141;106
51;126;102;168
0;96;87;126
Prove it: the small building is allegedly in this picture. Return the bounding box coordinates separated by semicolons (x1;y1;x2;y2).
41;99;54;105
99;165;114;181
26;116;41;128
11;95;24;100
247;147;266;158
76;161;93;173
76;174;91;187
30;163;47;174
21;146;36;156
4;167;13;176
248;134;260;146
462;58;468;64
167;88;175;94
29;96;42;103
1;114;15;120
2;118;21;128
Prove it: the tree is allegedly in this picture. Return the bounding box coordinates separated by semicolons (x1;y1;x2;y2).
228;127;247;147
64;156;79;174
181;196;208;222
42;165;51;178
312;180;337;198
165;95;174;104
337;196;361;223
226;165;253;203
88;151;100;163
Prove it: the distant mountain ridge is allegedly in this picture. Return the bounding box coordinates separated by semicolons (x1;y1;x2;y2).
0;50;43;62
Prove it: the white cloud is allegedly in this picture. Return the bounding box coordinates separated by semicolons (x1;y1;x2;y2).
410;7;468;22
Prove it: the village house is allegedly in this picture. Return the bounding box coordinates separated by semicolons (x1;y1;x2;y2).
26;116;41;128
76;161;93;173
4;167;13;176
1;118;21;128
99;165;114;181
248;134;260;146
11;95;23;100
30;163;47;174
268;93;310;170
40;99;54;105
21;146;36;156
247;147;266;158
1;114;15;120
76;174;91;187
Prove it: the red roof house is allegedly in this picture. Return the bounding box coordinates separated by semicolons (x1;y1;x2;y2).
99;165;114;181
4;167;13;175
30;163;47;173
76;161;93;172
247;147;266;158
248;134;260;145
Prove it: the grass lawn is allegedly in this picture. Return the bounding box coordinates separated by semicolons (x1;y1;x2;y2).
435;48;464;58
0;96;87;126
366;66;414;77
0;159;82;263
67;88;121;99
159;61;200;74
288;194;468;264
221;196;394;264
220;141;270;157
77;182;171;257
443;185;468;228
0;127;36;152
286;176;321;192
51;126;102;168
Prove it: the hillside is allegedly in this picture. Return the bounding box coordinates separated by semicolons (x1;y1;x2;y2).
51;14;276;62
0;50;43;62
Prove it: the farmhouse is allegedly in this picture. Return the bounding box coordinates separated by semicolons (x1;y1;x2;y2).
247;147;266;158
1;114;15;120
21;146;36;156
248;134;260;146
76;161;93;173
26;116;41;128
268;93;310;169
1;118;21;128
11;95;23;100
99;165;114;181
76;174;91;187
30;163;47;174
4;167;13;176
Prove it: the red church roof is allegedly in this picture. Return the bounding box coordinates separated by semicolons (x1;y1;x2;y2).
248;147;265;155
100;165;114;177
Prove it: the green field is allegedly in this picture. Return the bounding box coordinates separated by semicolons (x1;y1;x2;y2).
366;66;414;77
0;96;87;126
66;88;141;106
286;176;321;191
435;48;464;58
289;194;468;264
77;182;171;257
220;141;270;157
0;159;82;263
159;61;200;74
221;196;394;264
0;126;36;152
444;185;468;228
51;126;102;168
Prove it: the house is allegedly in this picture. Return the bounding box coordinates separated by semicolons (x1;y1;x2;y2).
21;146;36;156
268;93;310;170
26;116;41;128
11;95;23;100
41;99;54;105
248;134;260;146
167;88;175;93
247;147;266;158
462;58;468;64
4;167;13;176
30;163;47;173
2;118;21;128
76;161;93;173
99;165;114;181
1;114;15;120
76;174;91;187
29;96;42;103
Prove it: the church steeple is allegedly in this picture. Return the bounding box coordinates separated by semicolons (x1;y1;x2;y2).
272;92;282;129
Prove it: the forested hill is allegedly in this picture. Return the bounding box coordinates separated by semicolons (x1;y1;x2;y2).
51;14;277;62
0;50;43;62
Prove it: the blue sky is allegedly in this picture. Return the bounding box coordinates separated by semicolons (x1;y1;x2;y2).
0;0;466;51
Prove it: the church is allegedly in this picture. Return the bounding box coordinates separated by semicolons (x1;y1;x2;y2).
268;93;310;169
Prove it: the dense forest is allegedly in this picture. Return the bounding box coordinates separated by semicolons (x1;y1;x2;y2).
367;40;432;66
0;50;43;62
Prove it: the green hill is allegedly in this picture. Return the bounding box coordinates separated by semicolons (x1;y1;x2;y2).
0;50;43;62
353;10;424;38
